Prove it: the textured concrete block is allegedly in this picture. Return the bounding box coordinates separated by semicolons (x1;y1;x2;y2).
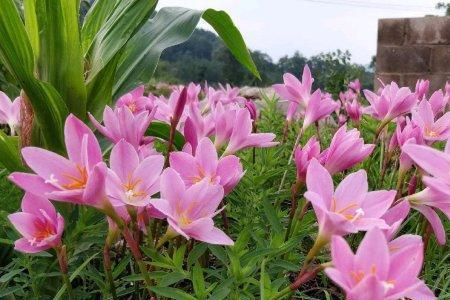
376;46;431;73
430;46;450;74
429;74;450;92
406;16;450;45
378;18;406;46
402;73;430;90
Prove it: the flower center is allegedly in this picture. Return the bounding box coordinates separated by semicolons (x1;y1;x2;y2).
331;198;364;221
61;165;88;190
123;176;147;200
425;127;438;137
31;218;56;245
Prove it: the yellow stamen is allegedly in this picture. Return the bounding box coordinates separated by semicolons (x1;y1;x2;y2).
61;165;88;190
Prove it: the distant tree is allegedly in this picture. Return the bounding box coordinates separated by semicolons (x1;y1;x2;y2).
436;2;450;16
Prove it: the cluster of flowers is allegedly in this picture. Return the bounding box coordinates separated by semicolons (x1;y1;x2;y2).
274;66;450;299
6;83;277;254
4;63;450;299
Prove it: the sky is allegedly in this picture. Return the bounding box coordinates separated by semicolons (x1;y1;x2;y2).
159;0;445;65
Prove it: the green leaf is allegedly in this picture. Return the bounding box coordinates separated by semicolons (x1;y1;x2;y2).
173;244;187;270
36;0;87;119
81;0;118;55
150;287;197;300
262;197;283;234
0;0;68;152
146;121;186;150
208;245;228;265
159;271;186;287
0;132;24;172
53;253;98;300
202;9;260;79
86;0;158;82
23;0;39;59
113;6;259;97
192;263;206;299
187;243;208;266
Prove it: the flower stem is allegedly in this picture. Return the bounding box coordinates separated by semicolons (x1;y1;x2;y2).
103;241;118;300
285;180;303;241
55;245;74;300
278;127;304;192
122;227;154;297
395;169;407;200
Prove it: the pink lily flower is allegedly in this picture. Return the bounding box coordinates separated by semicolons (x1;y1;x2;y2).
338;114;347;127
402;143;450;244
395;118;424;173
186;82;201;104
222;108;278;155
106;140;164;207
217;83;246;105
428;90;448;116
302;89;339;130
381;200;410;240
170;137;243;195
412;99;450;142
183;103;215;153
294;137;321;183
363;82;417;123
319;125;374;175
305;159;395;239
150;168;233;245
0;92;21;136
9;114;110;209
325;227;435;300
415;79;430;100
273;65;313;121
345;98;362;124
8;193;64;253
115;86;154;115
89;105;155;150
348;79;361;94
245;100;258;121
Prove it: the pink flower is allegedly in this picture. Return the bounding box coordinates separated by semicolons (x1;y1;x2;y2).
154;90;188;126
428;90;448;115
302;89;339;130
305;159;395;239
9;114;109;208
89;105;155;150
8;193;64;253
183;103;215;153
217;83;246;105
170;137;243;195
319;125;374;175
222;108;278;155
348;79;361;94
150;168;233;245
345;98;362;123
245;100;258;121
415;79;430;100
363;82;417;122
412;99;450;142
294;137;321;183
402;142;450;244
186;82;201;104
115;86;153;115
325;227;435;300
106;140;164;207
0;92;21;135
381;200;410;240
395;118;424;172
273;65;313;121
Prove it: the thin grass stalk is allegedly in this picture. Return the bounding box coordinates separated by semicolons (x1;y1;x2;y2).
278;127;304;192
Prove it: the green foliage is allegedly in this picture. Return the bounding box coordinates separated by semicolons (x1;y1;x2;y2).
155;30;374;90
0;93;448;299
0;0;258;160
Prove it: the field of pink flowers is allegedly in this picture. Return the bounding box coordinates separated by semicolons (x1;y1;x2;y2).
0;64;449;299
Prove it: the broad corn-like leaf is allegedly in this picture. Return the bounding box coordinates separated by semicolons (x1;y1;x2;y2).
81;0;119;55
23;0;40;60
86;0;158;82
0;0;68;152
36;0;87;119
113;7;259;97
0;132;24;172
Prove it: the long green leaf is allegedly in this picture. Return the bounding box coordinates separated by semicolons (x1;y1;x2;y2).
150;287;197;300
0;0;68;152
113;7;259;97
81;0;118;55
86;0;158;82
146;121;185;150
23;0;40;60
0;132;24;172
36;0;87;119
